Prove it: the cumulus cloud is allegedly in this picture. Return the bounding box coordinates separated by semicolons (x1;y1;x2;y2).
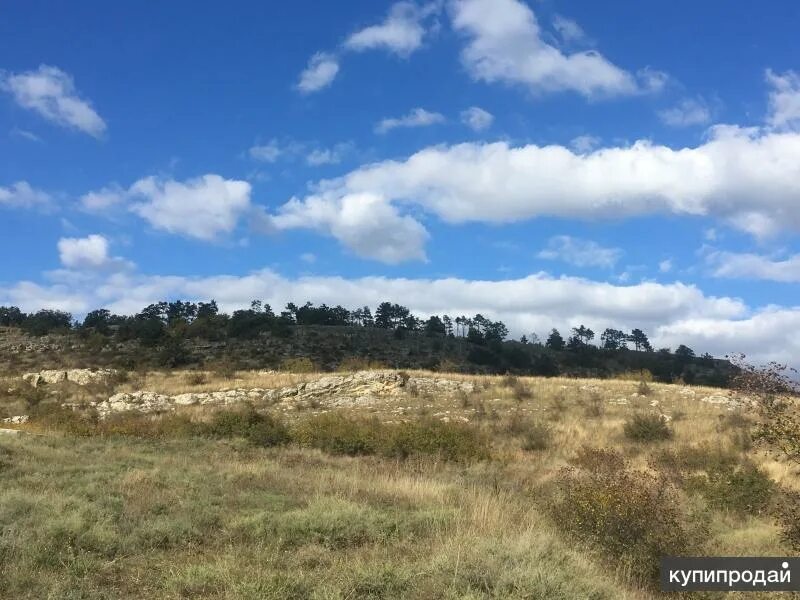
659;259;673;273
0;181;52;209
128;175;252;241
344;1;433;57
449;0;662;98
270;127;800;262
375;107;445;133
4;268;799;364
57;234;132;271
766;69;800;130
79;185;126;212
0;65;106;137
296;52;340;93
658;97;711;127
705;249;800;283
267;192;429;263
538;235;622;268
460;106;494;131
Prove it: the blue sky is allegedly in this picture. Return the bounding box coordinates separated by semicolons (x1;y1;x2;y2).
1;0;799;363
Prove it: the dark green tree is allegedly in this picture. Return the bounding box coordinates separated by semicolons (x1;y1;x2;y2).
545;329;565;350
601;328;627;350
628;328;653;352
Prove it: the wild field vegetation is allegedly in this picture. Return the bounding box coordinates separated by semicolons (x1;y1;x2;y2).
1;368;798;599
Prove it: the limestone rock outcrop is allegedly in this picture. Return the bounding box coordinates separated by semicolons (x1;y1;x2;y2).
77;371;475;418
23;369;117;388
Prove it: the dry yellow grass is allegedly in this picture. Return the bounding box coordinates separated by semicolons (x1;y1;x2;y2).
1;368;797;598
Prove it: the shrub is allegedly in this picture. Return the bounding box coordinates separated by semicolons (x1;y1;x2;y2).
776;491;800;552
279;357;317;373
185;372;208;386
100;413;197;439
686;461;773;516
383;419;489;463
292;413;381;456
548;465;696;585
570;446;626;473
615;369;654;382
511;381;533;402
28;405;96;436
202;407;289;447
650;444;773;516
637;380;652;396
520;421;552;451
623;412;672;442
583;393;604;418
650;443;739;475
19;384;47;410
292;413;490;462
210;359;238;380
157;337;193;368
337;357;387;371
548;394;567;421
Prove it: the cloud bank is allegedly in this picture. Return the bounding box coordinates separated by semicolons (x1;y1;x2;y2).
3;269;798;364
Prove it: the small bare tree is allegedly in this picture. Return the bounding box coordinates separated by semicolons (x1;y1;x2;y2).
729;354;800;550
728;353;800;466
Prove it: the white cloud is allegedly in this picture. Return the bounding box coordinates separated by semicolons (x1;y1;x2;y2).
460;106;494;131
449;0;661;98
552;15;586;44
266;192;429;264
344;1;432;57
307;148;340;166
0;65;106;137
129;175;252;241
538;235;622;268
636;67;670;94
656;308;800;365
375;107;445;133
658;97;711;127
659;259;673;273
5;268;800;364
249;140;283;162
57;234;132;271
273;127;800;262
0;181;51;209
765;69;800;130
306;142;353;166
705;249;800;283
569;134;600;153
296;52;340;93
79;185;125;212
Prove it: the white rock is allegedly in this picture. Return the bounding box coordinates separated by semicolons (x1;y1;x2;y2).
74;370;484;418
2;415;29;424
23;368;116;388
701;395;731;405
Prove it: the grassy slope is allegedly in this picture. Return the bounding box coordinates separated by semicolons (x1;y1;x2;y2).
1;437;636;600
1;371;797;599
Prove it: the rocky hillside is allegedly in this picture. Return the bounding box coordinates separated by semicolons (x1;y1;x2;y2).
0;324;736;387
